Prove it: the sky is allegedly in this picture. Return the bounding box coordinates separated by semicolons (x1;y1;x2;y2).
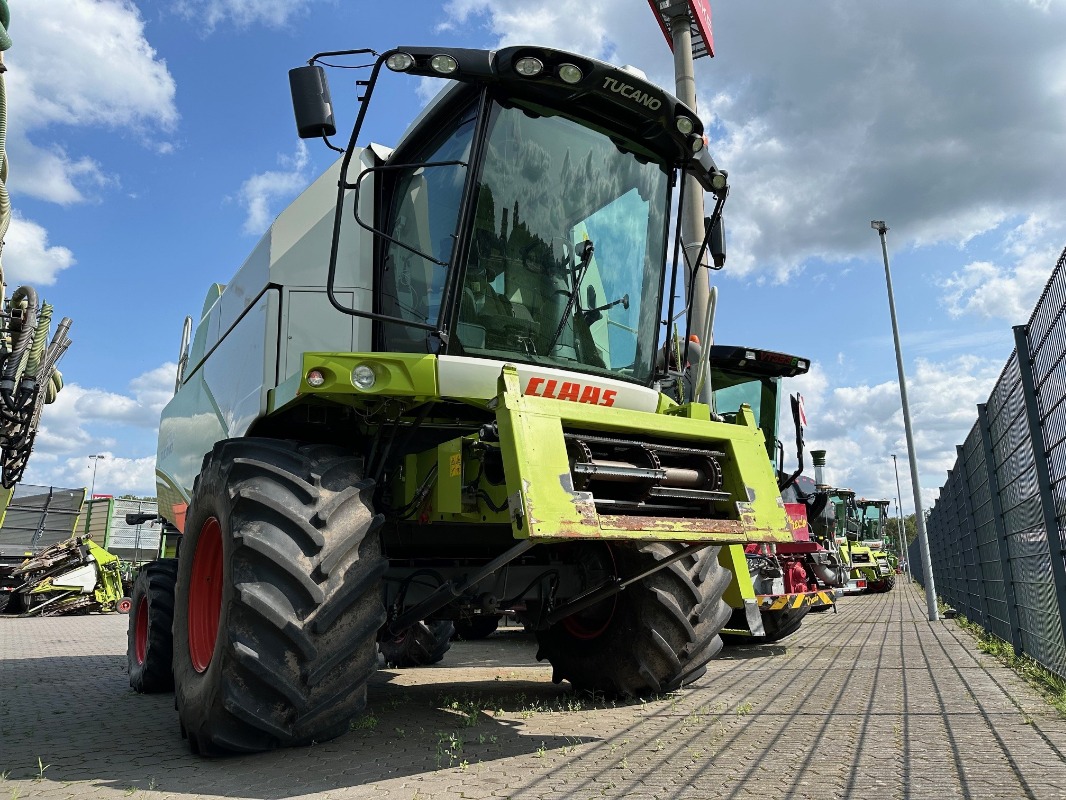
6;0;1066;517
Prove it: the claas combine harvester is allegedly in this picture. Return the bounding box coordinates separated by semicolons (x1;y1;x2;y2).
127;43;813;756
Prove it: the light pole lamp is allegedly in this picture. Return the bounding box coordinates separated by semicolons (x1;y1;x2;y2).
871;221;937;621
88;454;105;498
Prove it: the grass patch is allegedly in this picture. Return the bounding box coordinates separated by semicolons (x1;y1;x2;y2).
955;615;1066;716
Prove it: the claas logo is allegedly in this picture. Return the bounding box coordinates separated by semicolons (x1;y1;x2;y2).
524;377;617;407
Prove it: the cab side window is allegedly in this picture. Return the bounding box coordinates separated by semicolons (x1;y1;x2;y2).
379;106;475;352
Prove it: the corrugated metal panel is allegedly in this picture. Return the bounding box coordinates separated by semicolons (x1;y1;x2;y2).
0;485;86;558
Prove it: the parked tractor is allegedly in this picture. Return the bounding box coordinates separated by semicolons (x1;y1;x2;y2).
131;44;806;755
854;498;896;592
704;346;845;643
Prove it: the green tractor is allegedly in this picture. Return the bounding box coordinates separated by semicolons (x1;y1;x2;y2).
705;346;845;643
129;44;805;756
853;498;896;592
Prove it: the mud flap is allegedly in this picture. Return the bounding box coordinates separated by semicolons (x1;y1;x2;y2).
744;598;765;637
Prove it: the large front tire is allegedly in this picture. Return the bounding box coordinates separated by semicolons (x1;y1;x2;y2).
535;543;730;696
172;439;387;756
128;559;178;693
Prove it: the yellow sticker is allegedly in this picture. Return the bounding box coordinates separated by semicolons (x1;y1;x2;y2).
449;453;462;477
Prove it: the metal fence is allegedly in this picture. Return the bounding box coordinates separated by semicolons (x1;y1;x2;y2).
913;245;1066;679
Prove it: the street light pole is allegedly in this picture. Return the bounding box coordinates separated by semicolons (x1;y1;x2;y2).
88;454;105;498
871;221;937;621
891;453;910;583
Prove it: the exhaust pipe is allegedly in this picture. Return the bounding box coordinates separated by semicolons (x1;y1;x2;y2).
811;449;827;490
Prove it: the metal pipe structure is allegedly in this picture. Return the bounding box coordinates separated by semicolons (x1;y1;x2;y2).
871;221;937;620
669;13;712;403
891;453;911;582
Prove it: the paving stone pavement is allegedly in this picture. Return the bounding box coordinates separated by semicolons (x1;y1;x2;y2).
3;582;1066;799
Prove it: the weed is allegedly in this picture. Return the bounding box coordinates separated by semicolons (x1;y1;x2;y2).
536;742;546;758
436;731;464;768
350;714;378;731
956;616;1066;716
394;727;406;738
459;760;470;772
34;759;48;782
654;739;664;752
736;701;755;717
123;788;136;797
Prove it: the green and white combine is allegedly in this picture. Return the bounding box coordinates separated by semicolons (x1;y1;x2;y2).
132;44;805;756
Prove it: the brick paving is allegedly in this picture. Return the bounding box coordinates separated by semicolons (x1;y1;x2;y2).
2;581;1065;799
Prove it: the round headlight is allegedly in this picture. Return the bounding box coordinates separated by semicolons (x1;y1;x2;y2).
306;369;326;388
690;134;705;153
386;52;414;72
430;54;459;75
515;57;544;77
675;116;695;135
558;64;583;84
710;171;727;191
352;365;377;390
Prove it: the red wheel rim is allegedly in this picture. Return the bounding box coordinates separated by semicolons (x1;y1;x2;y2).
135;596;149;664
561;545;617;640
189;516;223;673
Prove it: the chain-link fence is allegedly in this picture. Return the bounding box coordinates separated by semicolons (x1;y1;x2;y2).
913;245;1066;679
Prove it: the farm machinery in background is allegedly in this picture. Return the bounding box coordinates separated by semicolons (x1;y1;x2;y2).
0;2;73;519
808;451;895;595
3;533;128;616
852;497;896;592
125;42;821;756
698;345;846;643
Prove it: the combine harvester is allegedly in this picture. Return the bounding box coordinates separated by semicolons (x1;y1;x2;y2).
125;42;818;755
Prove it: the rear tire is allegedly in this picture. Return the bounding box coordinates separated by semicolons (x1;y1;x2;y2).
128;559;178;693
721;602;809;644
869;575;896;593
172;439;387;756
535;543;730;696
380;620;454;667
454;615;500;640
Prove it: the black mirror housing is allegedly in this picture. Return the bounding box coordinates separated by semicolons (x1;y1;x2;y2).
289;65;336;139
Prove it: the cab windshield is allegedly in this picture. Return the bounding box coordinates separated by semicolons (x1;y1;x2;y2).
454;104;669;384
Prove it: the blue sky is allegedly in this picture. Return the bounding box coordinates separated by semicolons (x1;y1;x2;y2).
8;0;1066;514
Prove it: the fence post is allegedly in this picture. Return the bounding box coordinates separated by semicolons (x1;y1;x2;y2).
1013;324;1066;651
977;403;1023;654
957;444;991;629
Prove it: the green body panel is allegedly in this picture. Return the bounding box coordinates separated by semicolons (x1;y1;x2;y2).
287;356;793;543
719;544;756;609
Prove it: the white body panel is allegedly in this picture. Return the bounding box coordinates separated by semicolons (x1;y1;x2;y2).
157;150;380;520
437;355;659;412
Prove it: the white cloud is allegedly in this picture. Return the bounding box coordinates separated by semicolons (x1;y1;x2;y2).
180;0;319;29
940;215;1063;323
22;362;176;496
5;0;178;204
237;141;311;234
2;214;76;286
438;1;1066;281
800;355;1002;512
